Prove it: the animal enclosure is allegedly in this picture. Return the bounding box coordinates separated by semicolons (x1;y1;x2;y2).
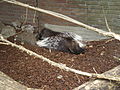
0;0;120;90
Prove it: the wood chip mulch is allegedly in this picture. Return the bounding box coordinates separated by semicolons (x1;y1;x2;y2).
0;38;120;90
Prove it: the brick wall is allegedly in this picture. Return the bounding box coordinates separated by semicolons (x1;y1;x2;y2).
0;0;120;33
38;0;120;33
0;0;38;26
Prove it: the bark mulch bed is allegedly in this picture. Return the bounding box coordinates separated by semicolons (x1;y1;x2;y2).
0;38;120;90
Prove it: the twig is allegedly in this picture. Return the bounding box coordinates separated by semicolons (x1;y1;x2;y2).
102;6;112;32
0;34;120;82
105;38;115;44
22;7;28;25
0;42;9;45
92;67;98;74
104;17;112;32
2;0;120;41
113;56;120;61
33;10;36;23
75;73;81;83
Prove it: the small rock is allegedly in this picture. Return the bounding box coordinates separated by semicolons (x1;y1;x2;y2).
57;75;63;79
89;45;93;48
11;20;22;30
21;24;35;33
21;42;24;45
1;25;16;38
100;51;105;56
0;21;5;33
16;32;37;45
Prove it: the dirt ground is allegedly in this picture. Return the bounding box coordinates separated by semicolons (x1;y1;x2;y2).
0;37;120;90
